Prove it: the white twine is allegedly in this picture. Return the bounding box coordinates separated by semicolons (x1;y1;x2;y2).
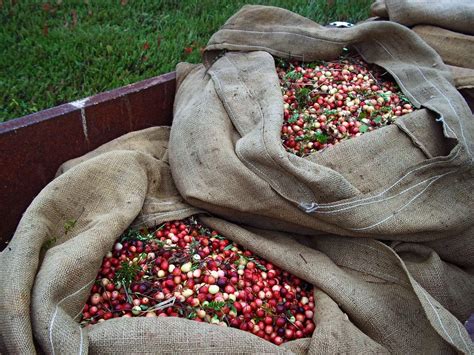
348;171;453;231
144;296;176;313
418;287;455;346
49;279;95;355
374;39;470;158
299;148;460;214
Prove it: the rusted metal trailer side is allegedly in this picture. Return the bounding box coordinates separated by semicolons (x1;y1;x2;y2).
0;72;176;248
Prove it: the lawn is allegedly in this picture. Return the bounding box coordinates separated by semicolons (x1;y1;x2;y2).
0;0;372;122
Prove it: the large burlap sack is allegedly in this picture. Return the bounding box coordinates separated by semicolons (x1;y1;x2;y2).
170;5;473;242
1;126;473;354
370;0;474;35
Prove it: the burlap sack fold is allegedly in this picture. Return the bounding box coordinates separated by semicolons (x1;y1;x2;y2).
369;3;474;90
449;66;474;90
412;26;474;70
370;0;388;18
370;0;474;35
171;5;473;242
412;25;474;90
1;126;472;354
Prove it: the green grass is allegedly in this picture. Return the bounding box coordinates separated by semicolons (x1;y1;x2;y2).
0;0;372;122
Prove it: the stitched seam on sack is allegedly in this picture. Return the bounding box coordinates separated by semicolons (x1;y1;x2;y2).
79;327;84;355
436;115;459;140
73;308;84;321
455;321;471;354
219;28;348;45
315;171;453;214
348;170;454;231
373;39;471;159
49;279;94;355
418;287;456;346
312;147;460;210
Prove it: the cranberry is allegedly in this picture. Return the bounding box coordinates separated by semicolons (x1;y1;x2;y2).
80;218;316;346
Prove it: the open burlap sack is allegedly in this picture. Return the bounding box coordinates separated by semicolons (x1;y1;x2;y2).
1;126;473;354
170;5;473;243
370;0;474;35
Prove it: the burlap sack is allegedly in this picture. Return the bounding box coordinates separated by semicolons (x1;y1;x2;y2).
370;0;388;18
412;26;474;91
170;5;473;242
449;66;474;90
370;0;474;35
1;5;473;354
412;26;474;70
369;5;474;89
1;126;473;354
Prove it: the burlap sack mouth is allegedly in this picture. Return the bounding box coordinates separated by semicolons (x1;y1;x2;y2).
170;5;473;241
0;128;289;354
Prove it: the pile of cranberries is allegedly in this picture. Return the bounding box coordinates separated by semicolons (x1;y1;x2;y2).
277;54;415;156
80;217;315;345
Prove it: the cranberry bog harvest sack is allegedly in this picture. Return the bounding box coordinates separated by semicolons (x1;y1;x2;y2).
0;126;472;353
170;5;473;242
168;4;474;352
1;5;473;355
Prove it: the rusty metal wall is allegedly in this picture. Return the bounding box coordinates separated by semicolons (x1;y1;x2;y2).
0;72;176;248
